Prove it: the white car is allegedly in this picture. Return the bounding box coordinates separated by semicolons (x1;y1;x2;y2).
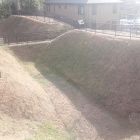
120;18;140;30
133;19;140;27
120;19;134;30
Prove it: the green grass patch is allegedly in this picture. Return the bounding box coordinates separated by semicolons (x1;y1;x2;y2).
25;122;76;140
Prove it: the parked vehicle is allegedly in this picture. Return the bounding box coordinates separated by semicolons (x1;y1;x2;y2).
120;16;140;30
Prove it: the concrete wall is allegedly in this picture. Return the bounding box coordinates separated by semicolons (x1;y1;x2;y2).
45;3;121;22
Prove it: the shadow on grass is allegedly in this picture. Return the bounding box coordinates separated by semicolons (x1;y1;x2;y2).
11;45;140;140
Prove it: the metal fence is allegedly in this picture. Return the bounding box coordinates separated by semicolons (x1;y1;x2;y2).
0;29;70;45
1;10;140;46
83;22;140;39
1;22;140;46
11;10;62;23
12;10;140;39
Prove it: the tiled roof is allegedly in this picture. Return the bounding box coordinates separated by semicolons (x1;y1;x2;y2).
44;0;123;4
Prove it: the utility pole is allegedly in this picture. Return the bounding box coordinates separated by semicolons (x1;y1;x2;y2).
1;0;4;4
16;0;21;15
17;0;21;10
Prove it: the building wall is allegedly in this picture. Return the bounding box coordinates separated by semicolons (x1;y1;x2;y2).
120;0;137;18
87;4;121;22
46;3;121;22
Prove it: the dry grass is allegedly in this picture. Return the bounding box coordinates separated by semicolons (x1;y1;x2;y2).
43;30;140;117
0;15;69;43
0;15;66;35
12;30;140;118
0;46;58;121
9;30;140;140
0;45;75;140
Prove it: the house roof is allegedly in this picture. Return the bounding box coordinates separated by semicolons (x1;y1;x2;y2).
44;0;123;4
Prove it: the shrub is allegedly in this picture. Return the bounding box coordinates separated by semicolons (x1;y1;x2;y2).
0;2;11;18
20;0;39;13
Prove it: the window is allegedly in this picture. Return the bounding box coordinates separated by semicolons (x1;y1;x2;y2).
113;5;117;13
120;3;124;10
47;4;51;11
65;6;67;9
54;5;55;12
78;5;84;15
92;4;97;15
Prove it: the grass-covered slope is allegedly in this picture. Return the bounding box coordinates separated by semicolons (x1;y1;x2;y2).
10;30;140;117
0;15;66;35
0;15;68;43
38;30;140;117
0;46;56;120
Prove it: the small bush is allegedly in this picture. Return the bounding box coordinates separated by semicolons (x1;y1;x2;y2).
0;2;11;18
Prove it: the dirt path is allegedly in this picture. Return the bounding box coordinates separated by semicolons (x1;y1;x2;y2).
20;62;140;140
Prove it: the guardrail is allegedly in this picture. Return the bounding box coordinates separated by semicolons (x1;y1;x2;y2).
84;22;140;39
0;29;70;45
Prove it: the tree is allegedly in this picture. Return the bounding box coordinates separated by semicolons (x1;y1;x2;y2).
0;1;11;18
10;1;18;14
20;0;39;13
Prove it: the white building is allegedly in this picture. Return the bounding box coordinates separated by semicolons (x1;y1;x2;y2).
120;0;139;18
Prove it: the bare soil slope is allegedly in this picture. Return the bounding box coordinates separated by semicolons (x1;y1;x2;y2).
0;46;57;121
0;15;65;35
20;30;140;118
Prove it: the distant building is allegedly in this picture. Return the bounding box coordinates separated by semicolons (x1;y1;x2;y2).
120;0;140;18
122;0;136;9
44;0;122;23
